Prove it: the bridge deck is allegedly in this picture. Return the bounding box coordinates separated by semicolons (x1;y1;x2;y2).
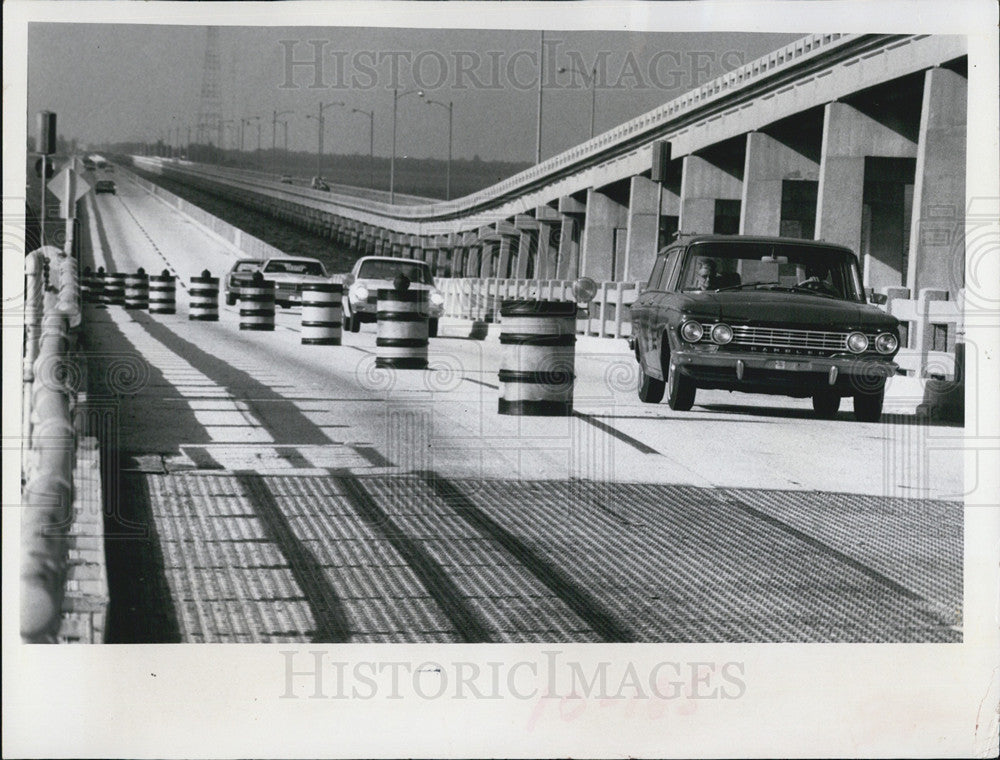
80;172;962;643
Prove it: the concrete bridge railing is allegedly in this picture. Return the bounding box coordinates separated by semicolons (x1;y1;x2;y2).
438;277;643;339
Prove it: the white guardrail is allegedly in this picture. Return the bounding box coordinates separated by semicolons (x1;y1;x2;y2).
438;278;643;339
879;287;965;380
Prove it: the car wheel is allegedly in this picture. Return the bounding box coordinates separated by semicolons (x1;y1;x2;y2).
225;293;236;306
853;384;885;423
428;318;439;338
812;390;841;419
666;360;696;411
638;371;665;404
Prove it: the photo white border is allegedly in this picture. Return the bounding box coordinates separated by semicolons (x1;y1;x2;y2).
3;2;998;757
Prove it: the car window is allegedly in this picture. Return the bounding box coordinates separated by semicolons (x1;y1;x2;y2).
659;247;683;290
645;258;665;291
235;262;262;273
678;242;863;301
264;261;325;276
356;260;431;283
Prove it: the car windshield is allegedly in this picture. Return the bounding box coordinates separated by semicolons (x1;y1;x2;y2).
678;242;864;301
263;260;325;276
234;261;262;273
356;260;432;284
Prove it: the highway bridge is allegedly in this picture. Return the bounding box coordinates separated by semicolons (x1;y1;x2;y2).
23;31;968;645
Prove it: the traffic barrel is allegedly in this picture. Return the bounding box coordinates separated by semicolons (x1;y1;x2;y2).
239;271;275;331
301;283;343;345
104;272;126;306
148;269;176;314
189;269;219;321
124;268;150;310
375;275;428;369
92;266;107;308
497;300;576;416
81;266;95;303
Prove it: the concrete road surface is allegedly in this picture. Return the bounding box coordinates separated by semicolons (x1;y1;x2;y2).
77;171;963;644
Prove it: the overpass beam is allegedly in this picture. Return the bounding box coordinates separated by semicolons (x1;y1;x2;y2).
740;131;820;236
907;67;967;297
581;189;628;281
679;155;742;236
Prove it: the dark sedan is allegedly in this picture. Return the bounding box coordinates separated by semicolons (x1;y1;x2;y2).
628;235;900;422
94;179;116;194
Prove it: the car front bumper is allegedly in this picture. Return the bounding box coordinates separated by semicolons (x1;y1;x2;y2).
672;347;898;395
349;296;444;320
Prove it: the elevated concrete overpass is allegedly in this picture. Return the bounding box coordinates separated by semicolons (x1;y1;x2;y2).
134;33;967;299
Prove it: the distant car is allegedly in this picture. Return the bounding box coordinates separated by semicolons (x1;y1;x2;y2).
310;176;330;191
260;256;332;307
104;165;115;173
628;234;901;422
280;174;294;184
94;179;116;194
343;256;445;336
223;258;265;306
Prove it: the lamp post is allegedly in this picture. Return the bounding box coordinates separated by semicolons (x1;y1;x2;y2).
390;87;424;204
351;107;375;189
272;109;294;157
424;98;453;200
305;101;345;177
241;116;260;169
558;64;598;139
218;118;234;157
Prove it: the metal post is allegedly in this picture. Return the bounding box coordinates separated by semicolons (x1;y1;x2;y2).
446;103;453;201
390;89;397;204
535;30;543;164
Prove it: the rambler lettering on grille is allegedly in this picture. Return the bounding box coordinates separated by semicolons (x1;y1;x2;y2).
698;324;880;355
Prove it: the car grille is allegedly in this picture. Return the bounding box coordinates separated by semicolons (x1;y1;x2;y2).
699;324;882;356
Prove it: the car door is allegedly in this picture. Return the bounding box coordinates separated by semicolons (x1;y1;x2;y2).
634;247;682;376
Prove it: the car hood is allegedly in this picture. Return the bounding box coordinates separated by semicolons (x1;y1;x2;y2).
674;291;898;331
354;278;435;292
261;272;331;283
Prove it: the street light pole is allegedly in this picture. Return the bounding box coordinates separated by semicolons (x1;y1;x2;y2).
425;98;453;200
309;101;345;177
558;64;598;139
351;108;375;189
535;31;544;164
390;87;423;204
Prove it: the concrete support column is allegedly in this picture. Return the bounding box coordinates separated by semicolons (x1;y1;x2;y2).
625;176;661;281
496;230;518;279
534;221;558;279
816;101;917;259
679;154;742;235
740;131;819;236
907;67;967;297
581;189;628;281
556;216;580;279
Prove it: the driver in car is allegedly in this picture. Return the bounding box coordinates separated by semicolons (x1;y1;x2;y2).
694;259;721;290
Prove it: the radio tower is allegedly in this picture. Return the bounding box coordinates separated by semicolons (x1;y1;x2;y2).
195;27;224;150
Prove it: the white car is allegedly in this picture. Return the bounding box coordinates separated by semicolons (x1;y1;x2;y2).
259;256;333;307
343;256;445;336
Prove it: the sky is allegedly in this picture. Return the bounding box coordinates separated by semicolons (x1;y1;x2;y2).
27;24;801;163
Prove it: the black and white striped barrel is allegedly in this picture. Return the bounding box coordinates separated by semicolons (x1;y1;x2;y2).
148;270;176;314
81;267;99;304
301;283;343;345
124;269;149;310
498;300;576;416
189;269;219;321
239;272;275;331
375;287;429;369
92;267;108;308
104;272;126;306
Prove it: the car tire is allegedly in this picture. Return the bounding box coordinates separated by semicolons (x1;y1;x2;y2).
638;371;665;404
812;390;841;419
853;385;885;423
428;318;439;338
225;293;237;306
666;360;696;411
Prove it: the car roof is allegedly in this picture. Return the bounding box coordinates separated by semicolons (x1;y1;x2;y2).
667;234;855;255
264;256;325;263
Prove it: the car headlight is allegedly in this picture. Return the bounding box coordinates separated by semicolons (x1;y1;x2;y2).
711;323;733;345
429;290;445;306
874;332;898;354
846;332;869;353
350;284;369;302
680;320;704;343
